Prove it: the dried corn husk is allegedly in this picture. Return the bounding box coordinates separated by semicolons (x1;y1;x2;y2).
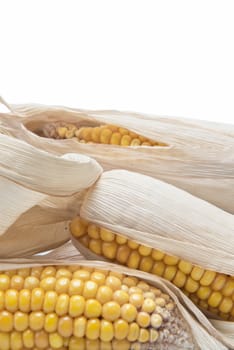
0;254;232;349
78;170;234;276
0;103;233;213
0;133;102;256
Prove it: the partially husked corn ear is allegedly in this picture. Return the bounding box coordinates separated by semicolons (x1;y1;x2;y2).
0;265;194;350
41;122;165;147
70;217;234;321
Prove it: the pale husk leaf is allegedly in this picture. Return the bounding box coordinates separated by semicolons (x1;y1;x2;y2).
80;170;234;275
0;103;233;213
0;133;101;255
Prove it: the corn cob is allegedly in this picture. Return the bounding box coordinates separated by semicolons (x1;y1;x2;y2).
70;217;234;321
40;122;166;147
0;265;194;350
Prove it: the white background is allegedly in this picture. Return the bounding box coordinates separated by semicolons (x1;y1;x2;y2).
0;0;234;124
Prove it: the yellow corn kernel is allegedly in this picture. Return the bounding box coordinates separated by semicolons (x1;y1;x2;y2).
0;332;10;350
191;266;204;281
55;277;70;294
24;276;40;290
150;313;163;328
105;276;122;291
10;276;24;291
138;245;152;257
31;288;44;311
163;255;179;265
35;330;49;348
73;316;87;338
222;280;234;297
14;311;28;331
22;329;34;348
102;242;118;260
121;303;137;322
0;311;13;332
83;281;98;299
184;277;199;293
87;239;101;256
114;319;129;340
178;261;193;275
100;128;112;144
81;127;93;141
200;271;216;286
163;266;177;281
85;299;102;318
142;298;156;313
10;331;23;350
41;267;56;280
70;217;87;238
219;297;233;314
155;297;166;307
5;289;18;312
109;131;121;145
69;279;84;296
40;277;56;291
0;275;10;290
43;291;57;313
139;257;154;272
100;228;115;242
152;262;166;276
86;318;100;340
113;290;129;305
56;268;72;280
49;332;63;349
127;240;139;250
57;126;67;138
136;311;150;328
151;250;164;261
115;235;127;245
96;286;113;304
116;246;131;264
88;224;100;239
127;322;140;342
172;270;186;288
19;289;31;313
68;295;85;317
196;286;211;300
129;293;144;309
55;294;69;316
122;277;137;288
29;311;45;331
58;316;73;337
102;302;121;321
212;275;227;291
208;291;222;308
90;127;101;143
138;328;150;343
90;272;106;286
118;127;129;136
44;313;58;333
127;251;141;269
100;320;114;342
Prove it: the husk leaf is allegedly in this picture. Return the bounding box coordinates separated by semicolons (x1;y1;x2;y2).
0;103;233;213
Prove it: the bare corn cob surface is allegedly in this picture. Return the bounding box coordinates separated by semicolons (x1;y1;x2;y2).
0;265;195;350
70;217;234;322
39;122;166;147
